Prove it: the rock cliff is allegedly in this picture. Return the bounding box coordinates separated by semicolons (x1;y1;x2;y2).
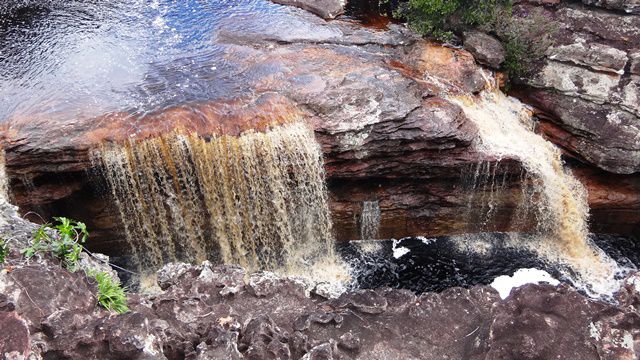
0;0;638;256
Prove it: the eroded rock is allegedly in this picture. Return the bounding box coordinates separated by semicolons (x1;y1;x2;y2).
463;31;506;69
2;248;640;360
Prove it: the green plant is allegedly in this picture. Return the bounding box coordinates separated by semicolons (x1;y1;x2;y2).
396;0;459;41
22;217;89;271
89;270;129;314
396;1;557;81
396;0;511;41
493;8;558;80
0;238;8;264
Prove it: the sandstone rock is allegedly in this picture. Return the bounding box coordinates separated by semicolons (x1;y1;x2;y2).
0;311;30;358
515;1;640;175
546;40;628;74
582;0;640;14
530;60;621;103
2;255;640;359
519;89;640;174
463;31;506;69
557;7;640;46
270;0;345;20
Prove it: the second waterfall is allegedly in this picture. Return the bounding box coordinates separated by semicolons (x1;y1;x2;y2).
93;122;336;274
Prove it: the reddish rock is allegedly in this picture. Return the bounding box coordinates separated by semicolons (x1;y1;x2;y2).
0;311;30;359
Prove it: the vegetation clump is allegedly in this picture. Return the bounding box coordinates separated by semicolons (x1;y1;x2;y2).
395;0;557;80
0;238;8;264
22;217;88;271
89;270;129;314
20;216;129;313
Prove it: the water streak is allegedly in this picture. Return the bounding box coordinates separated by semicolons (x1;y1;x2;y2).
93;122;338;275
360;200;381;240
0;150;8;201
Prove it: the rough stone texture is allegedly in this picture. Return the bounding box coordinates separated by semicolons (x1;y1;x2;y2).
270;0;345;19
582;0;640;14
517;2;640;175
1;255;640;360
546;41;629;74
463;31;506;69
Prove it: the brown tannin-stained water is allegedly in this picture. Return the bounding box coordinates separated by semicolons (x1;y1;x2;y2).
450;88;625;298
93;122;342;278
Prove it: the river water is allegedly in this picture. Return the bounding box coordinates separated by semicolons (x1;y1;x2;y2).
0;0;293;125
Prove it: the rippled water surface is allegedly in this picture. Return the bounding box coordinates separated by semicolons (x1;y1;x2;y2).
0;0;290;123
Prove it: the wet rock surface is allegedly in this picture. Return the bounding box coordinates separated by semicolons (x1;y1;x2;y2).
1;2;523;250
1;253;639;360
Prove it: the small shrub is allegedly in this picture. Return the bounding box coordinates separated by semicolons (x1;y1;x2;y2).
22;217;88;271
0;238;8;264
396;0;460;41
90;270;129;314
493;8;558;79
396;0;557;81
396;0;511;41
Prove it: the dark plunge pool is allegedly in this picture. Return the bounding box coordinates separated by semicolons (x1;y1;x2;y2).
338;233;640;294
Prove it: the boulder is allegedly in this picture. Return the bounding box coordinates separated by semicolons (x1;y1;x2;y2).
270;0;345;20
463;31;506;69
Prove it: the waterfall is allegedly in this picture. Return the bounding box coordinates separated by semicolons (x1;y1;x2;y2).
451;90;624;297
0;149;8;201
93;122;339;275
360;200;381;240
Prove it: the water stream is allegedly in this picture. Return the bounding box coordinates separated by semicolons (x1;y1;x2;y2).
93;122;341;277
451;90;627;298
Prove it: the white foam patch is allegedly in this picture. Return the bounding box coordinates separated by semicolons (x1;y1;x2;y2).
491;268;560;299
392;239;410;259
416;236;436;246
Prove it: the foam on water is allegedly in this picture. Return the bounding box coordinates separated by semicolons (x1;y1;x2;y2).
490;268;560;299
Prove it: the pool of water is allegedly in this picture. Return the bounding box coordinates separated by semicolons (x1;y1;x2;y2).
339;233;639;294
0;0;292;124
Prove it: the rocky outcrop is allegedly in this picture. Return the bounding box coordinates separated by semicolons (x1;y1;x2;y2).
515;1;640;175
2;254;639;359
270;0;345;19
582;0;640;14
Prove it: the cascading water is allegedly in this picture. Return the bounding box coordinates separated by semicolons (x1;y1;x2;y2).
450;89;626;297
360;200;381;240
93;122;340;277
0;150;7;201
